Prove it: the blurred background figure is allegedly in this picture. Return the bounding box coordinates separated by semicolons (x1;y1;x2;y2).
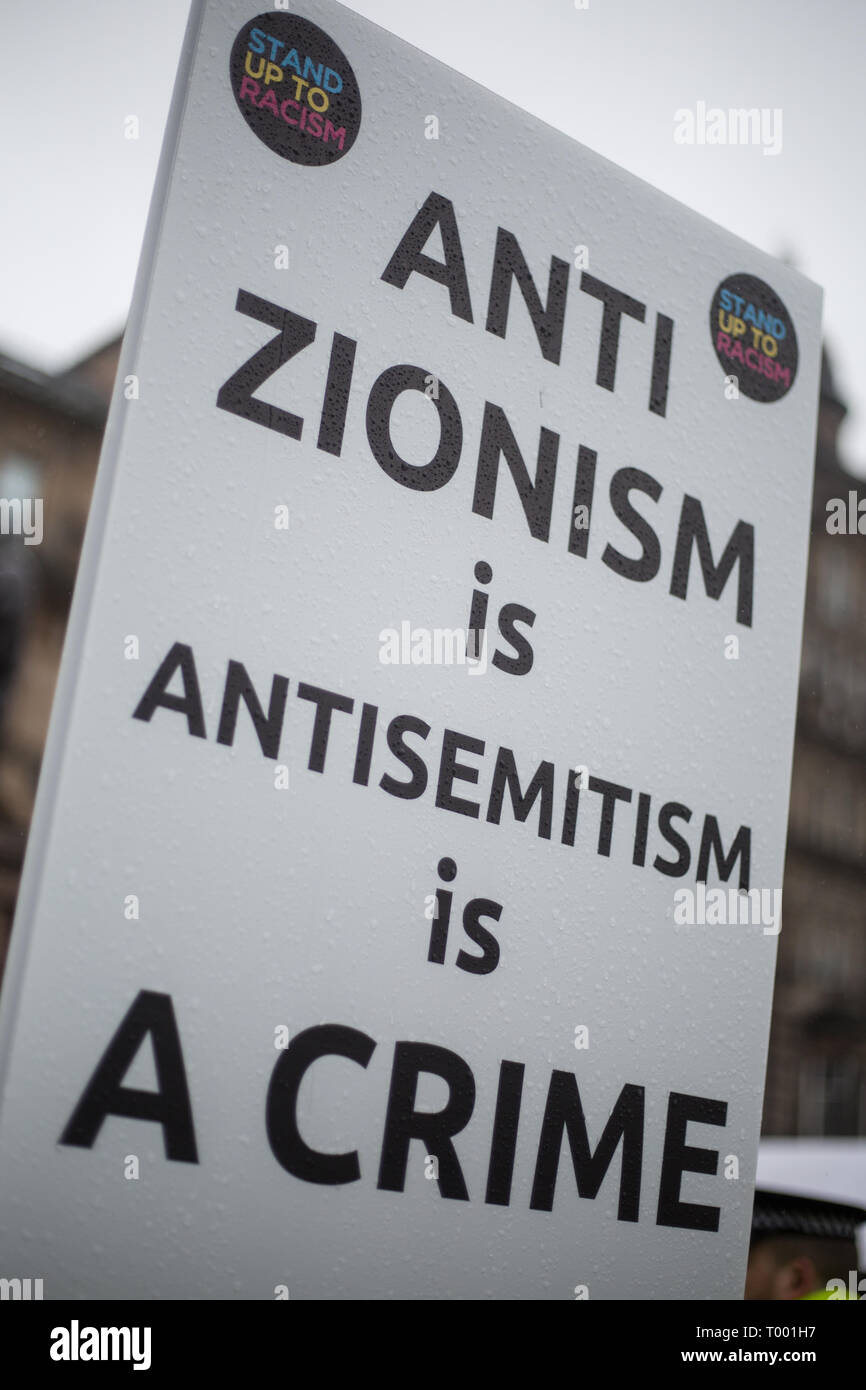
745;1187;865;1299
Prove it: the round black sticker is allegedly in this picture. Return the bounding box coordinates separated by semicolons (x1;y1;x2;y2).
229;12;361;166
709;273;798;403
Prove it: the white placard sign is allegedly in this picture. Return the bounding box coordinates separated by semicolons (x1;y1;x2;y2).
0;0;821;1299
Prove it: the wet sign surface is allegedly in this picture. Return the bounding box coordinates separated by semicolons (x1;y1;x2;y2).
0;0;821;1298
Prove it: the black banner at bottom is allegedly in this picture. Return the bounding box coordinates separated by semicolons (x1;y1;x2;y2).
2;1296;859;1374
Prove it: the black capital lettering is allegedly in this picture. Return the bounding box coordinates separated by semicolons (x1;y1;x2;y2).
580;273;646;392
216;290;316;439
132;642;206;739
377;1042;475;1199
530;1074;644;1220
656;1092;727;1231
670;495;754;628
485;228;569;363
60;991;198;1162
266;1024;376;1185
366;365;462;492
381;192;474;322
216;660;289;759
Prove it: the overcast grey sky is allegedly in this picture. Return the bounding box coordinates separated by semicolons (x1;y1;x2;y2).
2;0;864;470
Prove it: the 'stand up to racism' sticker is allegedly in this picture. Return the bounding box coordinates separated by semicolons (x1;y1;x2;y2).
230;12;362;166
710;273;798;403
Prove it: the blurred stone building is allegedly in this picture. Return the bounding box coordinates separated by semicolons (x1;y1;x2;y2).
0;332;863;1136
0;337;117;960
763;353;866;1136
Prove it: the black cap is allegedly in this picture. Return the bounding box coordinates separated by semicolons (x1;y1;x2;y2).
751;1188;866;1243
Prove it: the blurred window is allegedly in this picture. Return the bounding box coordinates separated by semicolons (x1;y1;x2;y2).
815;546;855;627
798;1055;864;1135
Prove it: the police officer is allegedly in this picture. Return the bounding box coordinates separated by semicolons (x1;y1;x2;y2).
744;1188;865;1300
